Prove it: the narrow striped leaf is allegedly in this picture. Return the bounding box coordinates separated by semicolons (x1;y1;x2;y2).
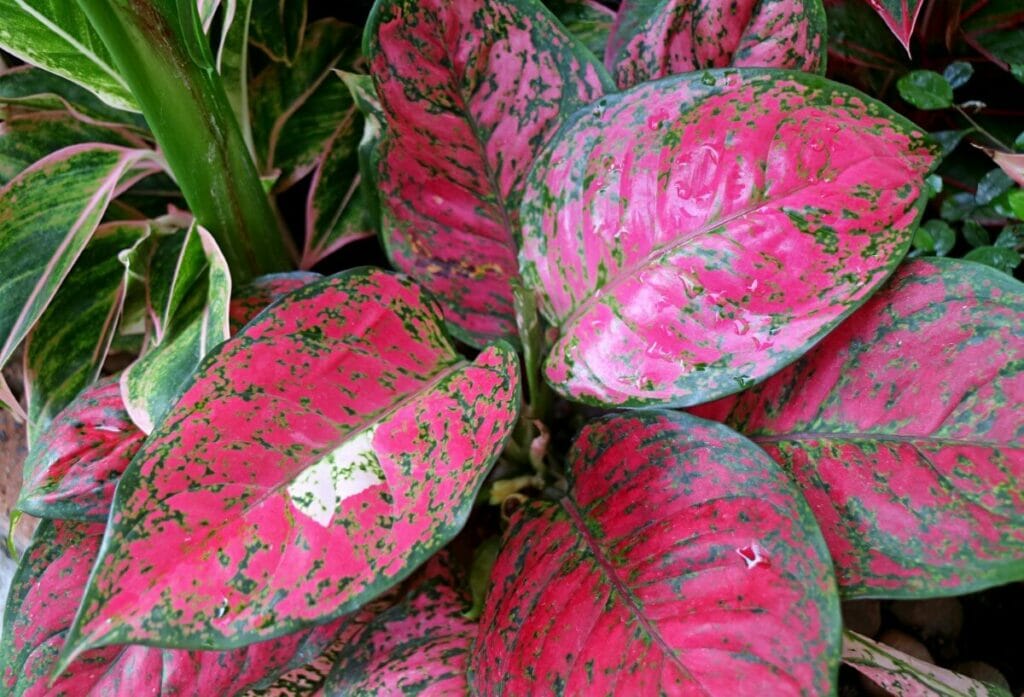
0;518;385;695
366;0;613;346
863;0;926;55
339;71;386;237
249;0;307;64
691;258;1024;598
229;271;321;334
0;65;146;129
0;144;155;418
607;0;827;89
471;411;840;695
544;0;616;60
521;69;936;408
59;268;520;663
24;221;149;440
18;376;143;522
0;0;137;111
324;551;475;694
121;223;231;434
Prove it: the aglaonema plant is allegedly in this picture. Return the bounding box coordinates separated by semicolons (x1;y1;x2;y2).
0;0;1021;695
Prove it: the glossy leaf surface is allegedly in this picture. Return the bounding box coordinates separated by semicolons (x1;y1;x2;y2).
472;411;840;695
692;258;1024;597
863;0;925;55
62;268;520;660
0;0;137;110
24;222;148;440
18;377;143;522
0;519;376;695
229;271;321;334
521;69;935;408
121;224;232;434
0;144;154;417
607;0;827;89
366;0;612;345
324;552;475;694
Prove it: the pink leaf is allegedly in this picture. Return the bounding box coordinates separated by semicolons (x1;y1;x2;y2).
366;0;611;346
692;258;1024;597
229;271;322;334
520;69;936;408
471;411;840;695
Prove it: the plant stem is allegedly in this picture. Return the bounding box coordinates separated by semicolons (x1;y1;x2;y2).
75;0;293;282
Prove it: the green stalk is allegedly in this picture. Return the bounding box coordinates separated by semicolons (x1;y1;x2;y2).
75;0;293;282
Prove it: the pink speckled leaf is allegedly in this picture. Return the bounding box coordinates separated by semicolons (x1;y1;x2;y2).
366;0;612;346
324;551;475;694
229;271;321;333
863;0;925;55
471;411;840;695
17;376;143;522
60;268;520;664
521;69;936;408
607;0;827;89
0;518;389;696
691;258;1024;597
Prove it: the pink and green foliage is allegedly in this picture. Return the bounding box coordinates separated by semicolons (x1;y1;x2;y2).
365;0;612;346
861;0;926;55
17;376;143;522
521;69;936;408
606;0;828;90
472;411;841;695
692;258;1024;597
59;268;520;664
323;551;475;694
229;271;322;334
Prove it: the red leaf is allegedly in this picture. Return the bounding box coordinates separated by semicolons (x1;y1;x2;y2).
520;69;936;408
692;258;1024;596
862;0;926;55
229;271;322;334
608;0;827;89
366;0;612;346
60;268;520;661
471;411;841;695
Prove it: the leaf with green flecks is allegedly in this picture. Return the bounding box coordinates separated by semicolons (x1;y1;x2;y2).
229;271;321;334
339;71;386;237
692;258;1024;597
0;65;146;129
0;144;156;419
843;631;1012;697
897;69;953;109
18;376;144;522
324;551;476;694
471;411;841;695
199;0;255;152
121;222;232;434
249;0;307;63
366;0;612;346
965;246;1022;275
862;0;926;55
543;0;616;60
943;61;974;89
0;0;137;111
521;69;935;408
995;224;1024;249
607;0;827;89
250;18;361;189
58;268;520;663
911;219;955;257
24;221;149;442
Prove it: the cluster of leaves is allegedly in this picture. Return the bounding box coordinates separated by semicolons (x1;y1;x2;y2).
0;0;1021;695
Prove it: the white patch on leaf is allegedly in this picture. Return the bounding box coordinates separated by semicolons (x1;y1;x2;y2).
288;427;384;526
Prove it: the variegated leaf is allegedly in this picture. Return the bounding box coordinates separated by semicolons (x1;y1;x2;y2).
863;0;926;55
691;258;1024;597
249;0;307;64
366;0;612;346
471;411;840;695
521;69;936;408
18;376;143;522
24;221;149;440
544;0;616;60
607;0;827;90
60;268;520;663
229;271;322;334
0;65;147;129
339;71;386;239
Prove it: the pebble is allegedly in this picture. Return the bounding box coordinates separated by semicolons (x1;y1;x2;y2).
890;597;963;641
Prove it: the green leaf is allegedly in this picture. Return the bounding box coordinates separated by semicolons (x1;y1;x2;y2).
897;70;953;110
0;144;155;417
996;224;1024;249
121;223;232;433
963;219;992;248
912;219;955;256
0;65;145;128
339;71;385;238
24;222;150;442
543;0;615;60
976;168;1015;205
942;61;974;89
1012;190;1024;220
250;0;307;63
0;0;137;111
964;245;1023;275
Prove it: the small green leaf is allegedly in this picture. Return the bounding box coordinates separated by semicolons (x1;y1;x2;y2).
1009;189;1024;220
464;537;501;621
924;173;943;197
995;223;1024;249
964;245;1022;274
250;0;307;63
1012;64;1024;85
931;129;968;157
940;191;976;221
942;61;974;89
542;0;615;60
912;220;955;256
976;168;1015;205
897;70;953;110
963;219;991;248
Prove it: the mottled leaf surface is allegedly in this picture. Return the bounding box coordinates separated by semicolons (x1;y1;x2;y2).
863;0;925;55
544;0;616;60
249;0;307;64
325;552;475;695
607;0;827;89
229;271;322;334
0;519;375;696
521;69;935;408
24;222;148;440
62;268;520;661
18;377;143;522
692;259;1024;597
471;411;840;695
366;0;612;345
